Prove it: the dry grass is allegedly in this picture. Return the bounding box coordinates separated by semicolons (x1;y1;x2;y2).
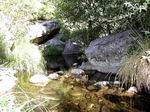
117;46;150;91
117;28;150;91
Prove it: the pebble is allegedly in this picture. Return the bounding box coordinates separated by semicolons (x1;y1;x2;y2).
127;86;138;94
48;73;59;80
113;81;120;86
71;68;85;77
94;81;110;88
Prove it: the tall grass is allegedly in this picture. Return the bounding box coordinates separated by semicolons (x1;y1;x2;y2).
117;34;150;91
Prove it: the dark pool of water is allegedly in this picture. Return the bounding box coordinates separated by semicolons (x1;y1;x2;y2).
46;54;82;70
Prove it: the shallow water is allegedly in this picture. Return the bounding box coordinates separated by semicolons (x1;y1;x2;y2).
13;72;150;112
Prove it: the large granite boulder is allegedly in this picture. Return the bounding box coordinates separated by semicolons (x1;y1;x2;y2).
85;30;140;74
27;21;60;44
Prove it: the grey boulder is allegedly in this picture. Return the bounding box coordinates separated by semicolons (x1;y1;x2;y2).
85;30;140;74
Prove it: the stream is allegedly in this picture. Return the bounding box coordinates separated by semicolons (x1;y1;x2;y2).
11;54;150;112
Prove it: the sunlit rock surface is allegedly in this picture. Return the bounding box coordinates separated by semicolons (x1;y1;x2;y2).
28;21;60;44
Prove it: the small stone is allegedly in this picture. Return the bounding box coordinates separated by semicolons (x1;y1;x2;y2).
94;81;110;88
114;81;120;86
127;86;138;94
48;73;59;80
29;74;49;86
71;68;85;77
72;63;78;67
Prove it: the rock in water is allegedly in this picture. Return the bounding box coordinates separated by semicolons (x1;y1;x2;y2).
85;30;142;74
127;86;138;94
71;68;85;77
29;74;49;86
48;73;59;80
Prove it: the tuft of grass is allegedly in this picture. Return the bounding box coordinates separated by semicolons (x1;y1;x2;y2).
5;39;45;73
117;36;150;91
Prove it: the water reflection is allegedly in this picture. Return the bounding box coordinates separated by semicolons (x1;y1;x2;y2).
46;54;81;70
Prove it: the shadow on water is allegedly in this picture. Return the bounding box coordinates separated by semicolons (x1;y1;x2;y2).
46;54;82;71
103;94;150;112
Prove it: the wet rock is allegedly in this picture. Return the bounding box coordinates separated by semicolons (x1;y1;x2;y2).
28;21;60;44
29;74;49;86
85;30;142;74
71;68;85;78
48;73;59;80
127;86;138;95
63;40;81;54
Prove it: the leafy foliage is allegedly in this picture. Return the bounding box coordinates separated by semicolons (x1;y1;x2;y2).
53;0;130;44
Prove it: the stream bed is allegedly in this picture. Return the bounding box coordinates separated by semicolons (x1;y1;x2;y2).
13;72;150;112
